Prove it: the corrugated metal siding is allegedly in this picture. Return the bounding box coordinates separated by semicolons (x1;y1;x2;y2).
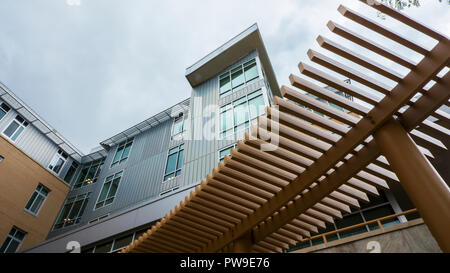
0;102;75;181
47;50;278;238
182;51;265;188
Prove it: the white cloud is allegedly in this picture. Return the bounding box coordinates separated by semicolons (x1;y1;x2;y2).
0;0;448;153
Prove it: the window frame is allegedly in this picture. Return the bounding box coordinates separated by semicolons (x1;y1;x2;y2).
170;113;188;141
24;184;50;216
52;192;91;230
2;114;29;142
218;89;266;140
162;144;184;183
218;58;261;98
110;138;134;168
48;149;69;175
94;171;124;210
72;158;105;189
0;226;26;253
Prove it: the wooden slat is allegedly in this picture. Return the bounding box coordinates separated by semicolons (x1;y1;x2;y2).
299;62;381;105
317;35;403;82
281;85;361;125
307;49;392;95
290;72;371;115
327;21;416;69
338;5;429;55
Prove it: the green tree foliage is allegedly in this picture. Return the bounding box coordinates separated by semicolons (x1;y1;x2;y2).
380;0;449;10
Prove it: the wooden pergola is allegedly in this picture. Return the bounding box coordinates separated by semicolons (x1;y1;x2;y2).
122;0;450;253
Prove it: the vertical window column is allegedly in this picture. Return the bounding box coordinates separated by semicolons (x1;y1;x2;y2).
111;138;134;168
163;144;184;181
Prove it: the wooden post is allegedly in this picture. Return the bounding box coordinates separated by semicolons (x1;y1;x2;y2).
374;119;450;252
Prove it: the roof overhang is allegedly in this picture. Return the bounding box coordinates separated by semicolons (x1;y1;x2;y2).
185;23;281;97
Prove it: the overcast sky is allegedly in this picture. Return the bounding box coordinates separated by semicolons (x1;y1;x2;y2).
0;0;448;154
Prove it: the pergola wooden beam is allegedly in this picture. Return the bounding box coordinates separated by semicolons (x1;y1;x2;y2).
122;1;449;254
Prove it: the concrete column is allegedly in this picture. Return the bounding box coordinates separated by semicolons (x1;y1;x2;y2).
232;231;253;253
374;119;450;252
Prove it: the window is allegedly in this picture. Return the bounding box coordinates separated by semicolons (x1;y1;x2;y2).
219;58;260;98
95;171;123;209
64;161;79;183
111;138;133;168
112;234;134;252
219;90;266;139
73;158;105;189
95;241;113;253
2;115;28;142
163;144;184;182
171;113;188;141
53;192;91;230
0;227;26;253
25;184;50;216
0;102;11;121
48;149;68;175
219;144;237;162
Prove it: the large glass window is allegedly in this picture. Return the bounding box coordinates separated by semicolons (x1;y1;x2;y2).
219;58;260;98
48;149;68;175
64;161;79;184
163;144;184;182
25;184;50;216
73;158;105;189
111;138;133;168
0;102;11;121
0;227;26;253
2;115;28;142
219;90;266;139
53;192;91;230
95;171;123;209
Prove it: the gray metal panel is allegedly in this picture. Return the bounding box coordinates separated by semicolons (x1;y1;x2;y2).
22;185;196;253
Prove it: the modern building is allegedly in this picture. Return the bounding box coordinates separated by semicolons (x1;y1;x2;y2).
1;22;447;253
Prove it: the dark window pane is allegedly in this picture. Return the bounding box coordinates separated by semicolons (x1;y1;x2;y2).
0;238;12;253
95;241;113;253
29;195;45;214
231;67;244;89
244;61;258;82
5;240;20;253
25;192;38;210
177;150;183;170
335;213;367;238
165;153;178;175
112;146;124;164
98;183;111;203
113;235;134;250
3;121;19;138
121;143;133;160
219;74;231;94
